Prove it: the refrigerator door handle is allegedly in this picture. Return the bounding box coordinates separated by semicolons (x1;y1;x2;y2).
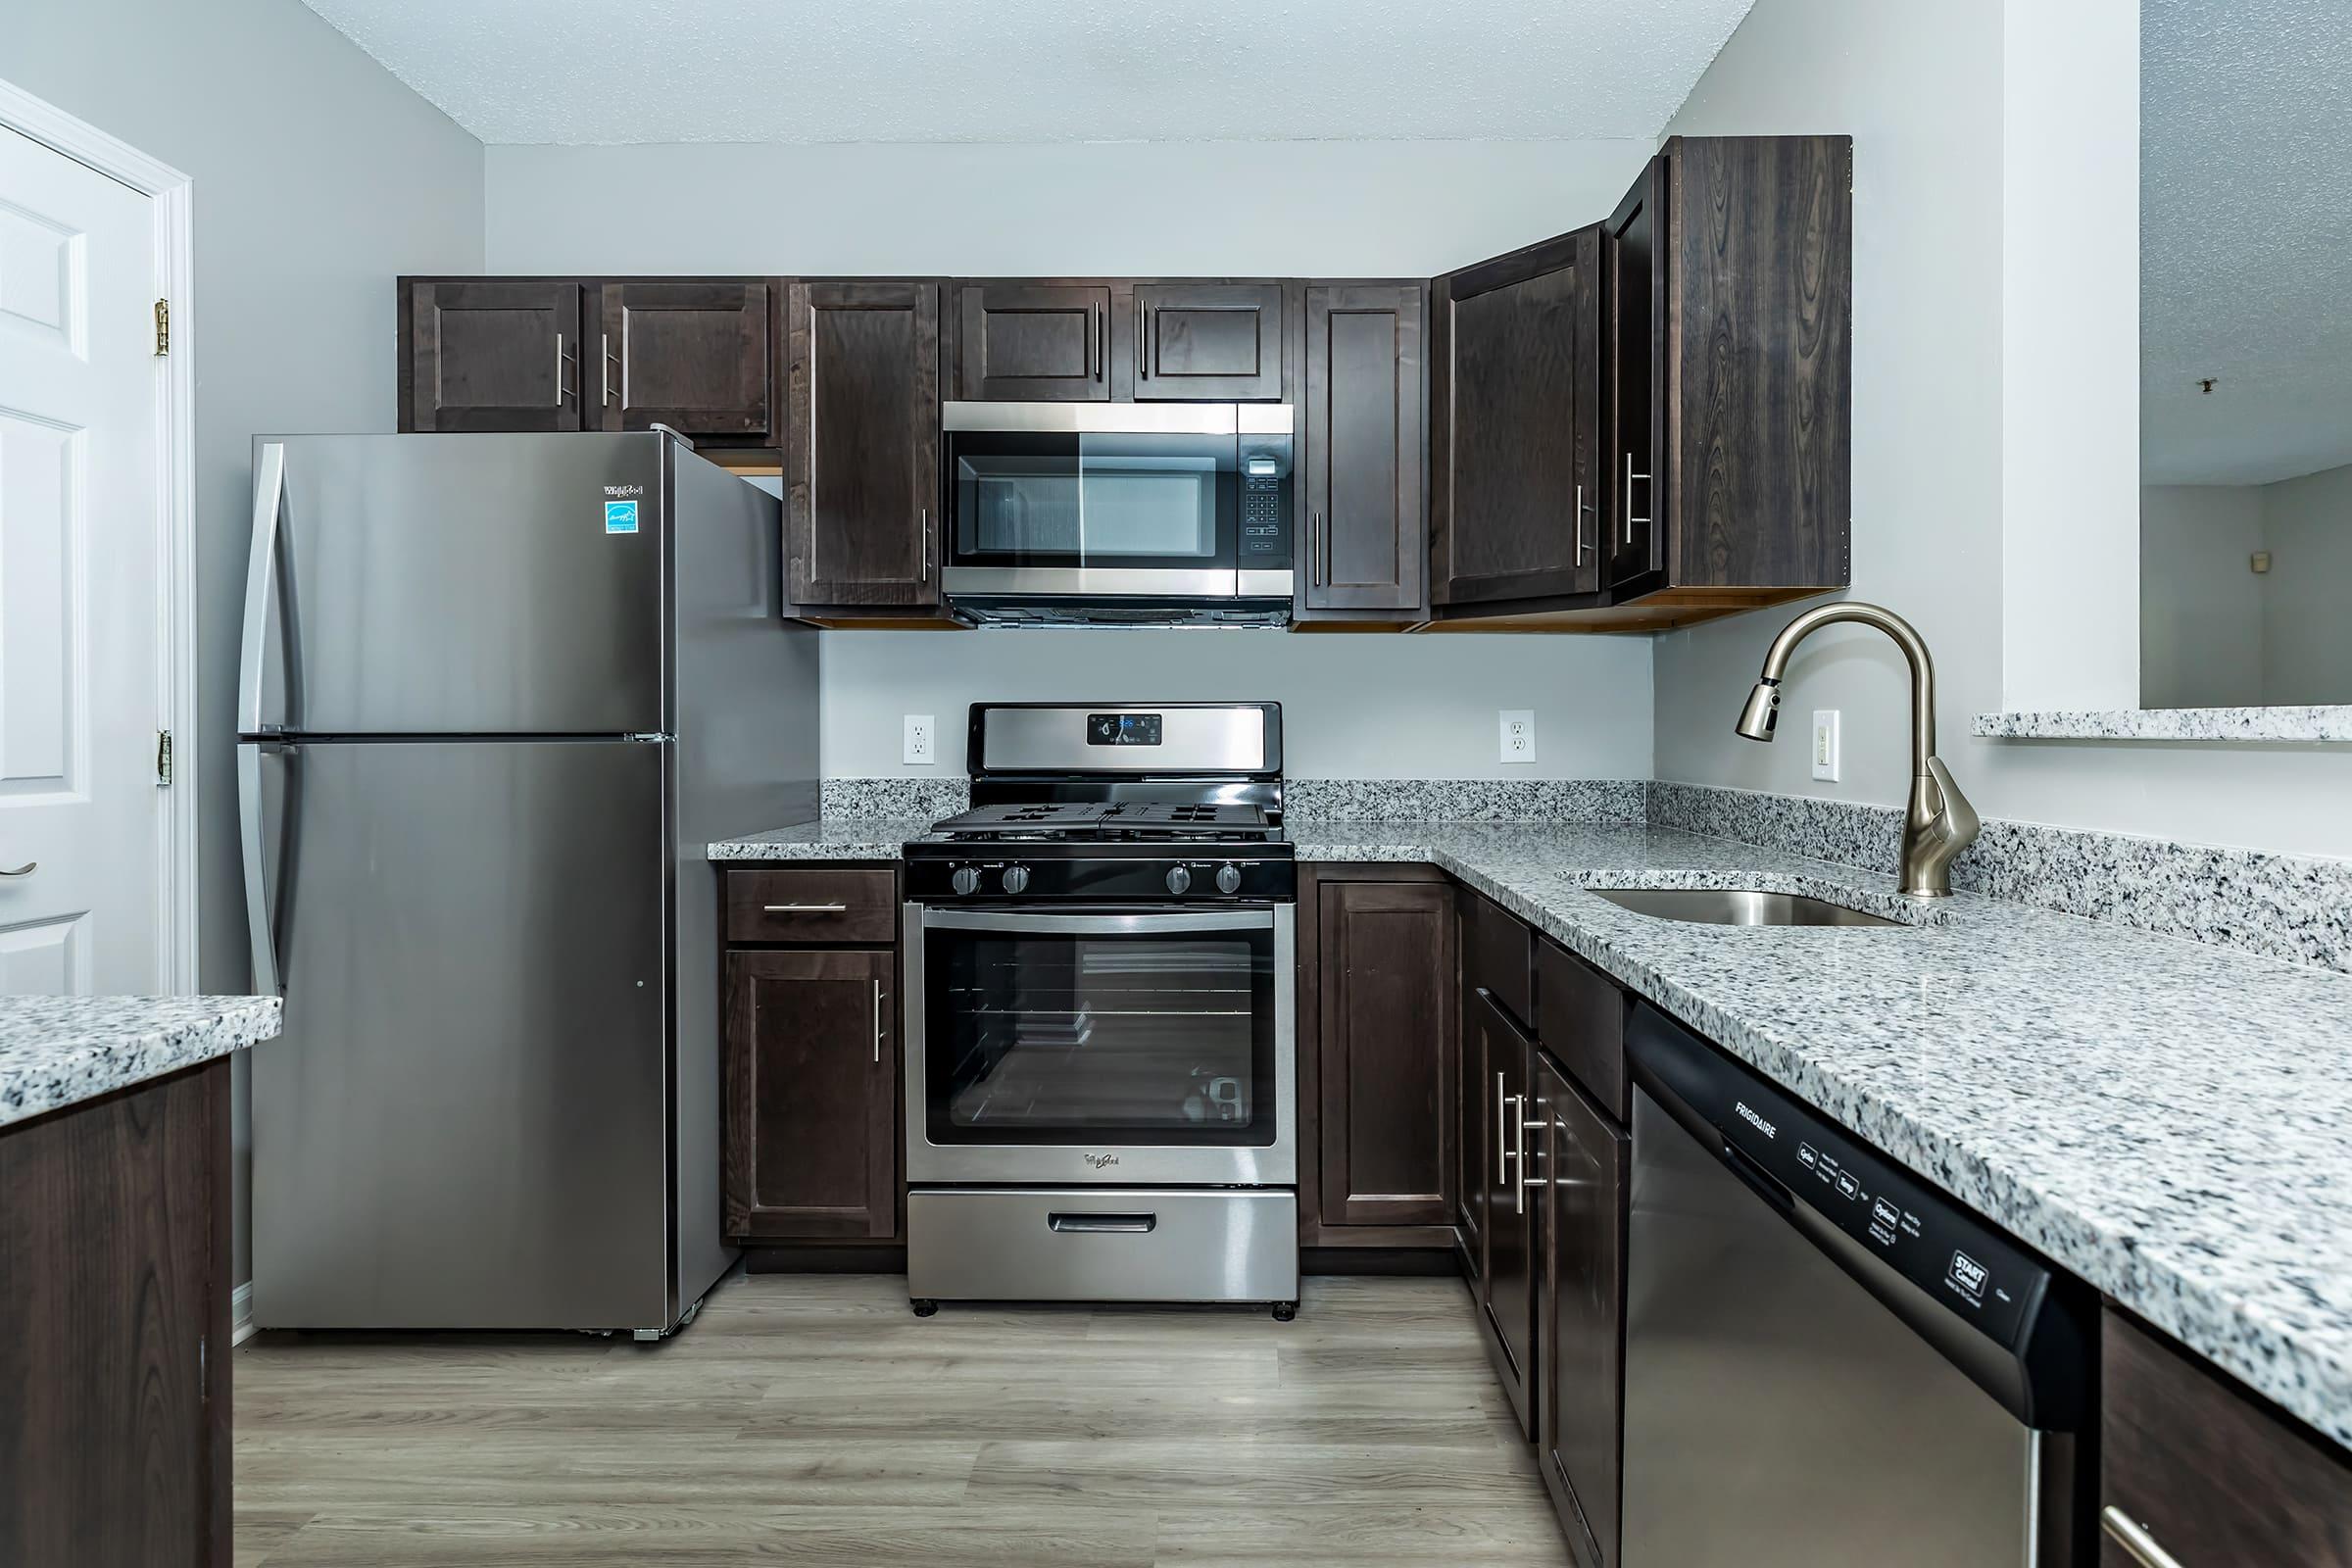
239;741;282;995
239;442;287;734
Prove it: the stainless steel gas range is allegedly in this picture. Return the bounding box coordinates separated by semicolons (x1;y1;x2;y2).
900;703;1298;1317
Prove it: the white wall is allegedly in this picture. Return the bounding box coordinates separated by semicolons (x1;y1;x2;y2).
2140;485;2264;708
2259;462;2352;706
824;631;1653;778
8;0;485;1283
1649;0;2352;858
490;137;1659;780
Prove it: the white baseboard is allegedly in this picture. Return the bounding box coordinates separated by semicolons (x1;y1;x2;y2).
231;1281;256;1347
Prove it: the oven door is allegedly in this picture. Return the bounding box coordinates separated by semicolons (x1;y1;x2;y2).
905;905;1297;1186
939;403;1294;602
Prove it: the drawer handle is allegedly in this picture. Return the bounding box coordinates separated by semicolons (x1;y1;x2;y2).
1049;1212;1157;1235
762;903;848;913
2100;1507;2184;1568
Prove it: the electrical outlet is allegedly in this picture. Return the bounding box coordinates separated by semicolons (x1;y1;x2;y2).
903;713;936;766
1499;710;1536;764
1812;710;1840;782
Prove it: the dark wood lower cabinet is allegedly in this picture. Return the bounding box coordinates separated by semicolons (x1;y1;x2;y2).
722;947;900;1241
1472;985;1538;1436
1536;1052;1628;1568
0;1060;230;1568
2101;1307;2352;1566
1314;879;1454;1228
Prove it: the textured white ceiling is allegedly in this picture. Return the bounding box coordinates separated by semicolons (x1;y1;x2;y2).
2142;0;2352;485
296;0;1754;146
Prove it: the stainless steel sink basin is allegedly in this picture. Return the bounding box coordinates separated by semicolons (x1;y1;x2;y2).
1589;887;1901;928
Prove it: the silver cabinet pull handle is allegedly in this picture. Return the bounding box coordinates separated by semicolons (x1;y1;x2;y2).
602;332;616;408
1623;452;1651;544
0;861;33;877
872;981;885;1064
1576;482;1596;565
1515;1097;1534;1214
556;332;577;407
2099;1508;2183;1568
920;507;931;583
1496;1073;1519;1186
762;903;847;913
1135;298;1147;379
1095;305;1104;381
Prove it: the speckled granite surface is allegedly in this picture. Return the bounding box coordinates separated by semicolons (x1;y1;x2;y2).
820;778;968;820
1974;705;2352;742
710;819;938;860
710;815;2352;1448
1650;781;2352;973
0;995;283;1129
1287;777;1649;823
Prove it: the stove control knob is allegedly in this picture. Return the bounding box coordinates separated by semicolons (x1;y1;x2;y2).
1215;862;1243;895
951;866;981;897
1001;864;1031;896
1165;865;1193;896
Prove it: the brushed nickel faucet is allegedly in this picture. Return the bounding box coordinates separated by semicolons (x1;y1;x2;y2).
1734;602;1981;898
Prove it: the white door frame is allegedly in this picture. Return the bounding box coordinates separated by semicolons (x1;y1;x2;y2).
0;79;198;994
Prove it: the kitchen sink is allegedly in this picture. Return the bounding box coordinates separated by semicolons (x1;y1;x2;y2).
1589;887;1901;928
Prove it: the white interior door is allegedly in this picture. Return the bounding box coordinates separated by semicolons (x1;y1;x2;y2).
0;126;160;994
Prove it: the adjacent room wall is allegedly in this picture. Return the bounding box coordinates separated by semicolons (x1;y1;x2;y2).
1649;0;2352;858
2260;462;2352;707
488;136;1659;780
2140;484;2264;709
7;0;486;1285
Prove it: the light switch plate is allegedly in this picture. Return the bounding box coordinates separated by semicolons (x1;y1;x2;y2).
1812;710;1840;781
904;713;936;766
1499;710;1536;764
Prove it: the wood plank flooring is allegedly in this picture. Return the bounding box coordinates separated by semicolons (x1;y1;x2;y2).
235;1272;1567;1566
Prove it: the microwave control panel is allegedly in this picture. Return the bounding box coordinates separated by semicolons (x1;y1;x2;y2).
1241;472;1291;564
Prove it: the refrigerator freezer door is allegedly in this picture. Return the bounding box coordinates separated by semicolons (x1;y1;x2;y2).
249;737;675;1332
243;433;667;736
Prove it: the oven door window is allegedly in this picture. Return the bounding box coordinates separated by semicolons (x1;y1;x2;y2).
951;430;1238;571
923;916;1276;1147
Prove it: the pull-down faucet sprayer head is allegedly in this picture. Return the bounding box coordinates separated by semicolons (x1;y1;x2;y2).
1736;678;1782;742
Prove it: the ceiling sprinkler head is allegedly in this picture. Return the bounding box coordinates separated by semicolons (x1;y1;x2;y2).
2199;377;2218;395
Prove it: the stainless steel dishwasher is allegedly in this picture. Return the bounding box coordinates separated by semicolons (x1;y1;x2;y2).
1620;1004;2092;1567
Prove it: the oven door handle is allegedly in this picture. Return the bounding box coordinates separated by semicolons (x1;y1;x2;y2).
919;908;1275;936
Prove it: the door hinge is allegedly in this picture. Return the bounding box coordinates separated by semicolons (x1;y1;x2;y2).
156;729;173;785
153;298;170;356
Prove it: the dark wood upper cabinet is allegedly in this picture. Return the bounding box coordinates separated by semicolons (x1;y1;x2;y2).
1430;229;1601;608
722;947;899;1241
596;279;773;440
1315;880;1454;1228
403;279;585;432
0;1062;230;1568
1129;283;1286;400
785;280;941;608
1300;283;1427;614
1613;136;1853;603
953;283;1109;401
2100;1308;2352;1567
1537;1052;1629;1568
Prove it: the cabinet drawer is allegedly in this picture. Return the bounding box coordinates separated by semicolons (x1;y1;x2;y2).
725;868;897;943
1461;888;1533;1030
2101;1308;2352;1566
1536;935;1626;1122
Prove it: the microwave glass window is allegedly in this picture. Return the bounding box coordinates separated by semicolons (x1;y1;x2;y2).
949;428;1243;570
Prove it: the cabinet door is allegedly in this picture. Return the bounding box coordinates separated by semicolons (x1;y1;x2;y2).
786;280;940;607
597;280;773;439
1316;881;1454;1228
1474;986;1538;1437
1538;1054;1628;1568
1602;163;1666;590
955;283;1108;401
1301;284;1426;612
0;1061;228;1568
1431;230;1601;606
1455;969;1486;1276
405;279;585;432
2101;1309;2352;1567
1131;283;1285;400
722;948;899;1240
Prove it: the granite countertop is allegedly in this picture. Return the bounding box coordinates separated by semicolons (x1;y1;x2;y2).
710;816;2352;1451
0;995;284;1130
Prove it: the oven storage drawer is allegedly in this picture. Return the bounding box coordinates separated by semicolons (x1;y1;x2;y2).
907;1187;1298;1303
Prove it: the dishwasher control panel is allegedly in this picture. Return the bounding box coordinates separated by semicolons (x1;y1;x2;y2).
1631;1005;2052;1354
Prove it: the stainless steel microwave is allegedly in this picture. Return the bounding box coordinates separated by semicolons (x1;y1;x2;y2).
939;402;1295;626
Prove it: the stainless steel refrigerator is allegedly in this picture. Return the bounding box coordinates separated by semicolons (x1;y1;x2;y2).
240;431;816;1336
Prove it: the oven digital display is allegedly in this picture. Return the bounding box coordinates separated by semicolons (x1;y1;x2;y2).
1087;712;1162;746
